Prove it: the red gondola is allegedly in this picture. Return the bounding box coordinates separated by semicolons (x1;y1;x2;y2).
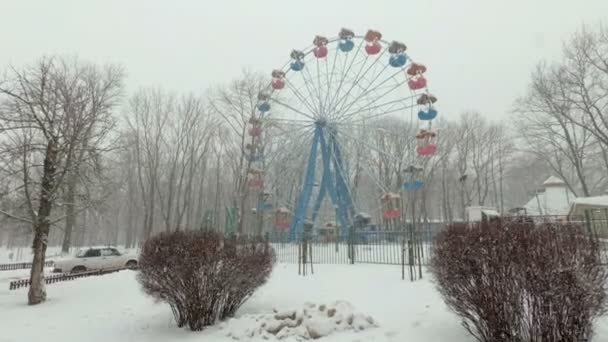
381;193;401;219
274;207;290;231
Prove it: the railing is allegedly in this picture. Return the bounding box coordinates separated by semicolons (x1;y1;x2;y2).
8;266;129;290
0;261;54;272
266;228;435;266
265;215;608;266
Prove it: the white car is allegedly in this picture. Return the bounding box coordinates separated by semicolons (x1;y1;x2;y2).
52;247;138;273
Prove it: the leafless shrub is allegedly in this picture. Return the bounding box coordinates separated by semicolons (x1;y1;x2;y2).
137;230;275;331
431;220;607;342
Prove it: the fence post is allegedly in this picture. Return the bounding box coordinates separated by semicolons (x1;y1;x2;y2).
227;233;237;258
301;222;313;275
408;236;414;281
301;235;308;276
401;233;405;280
348;225;355;264
298;236;302;276
584;210;595;238
309;242;314;275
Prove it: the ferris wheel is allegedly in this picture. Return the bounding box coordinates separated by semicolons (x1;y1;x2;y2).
247;28;439;239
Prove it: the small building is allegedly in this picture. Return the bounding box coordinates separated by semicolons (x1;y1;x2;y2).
523;176;575;216
465;206;499;222
568;195;608;220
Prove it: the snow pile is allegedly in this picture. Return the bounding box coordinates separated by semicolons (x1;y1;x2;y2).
222;301;377;340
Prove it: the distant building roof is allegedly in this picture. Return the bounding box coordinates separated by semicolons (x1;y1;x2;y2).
481;209;500;217
568;195;608;218
542;176;566;187
570;195;608;208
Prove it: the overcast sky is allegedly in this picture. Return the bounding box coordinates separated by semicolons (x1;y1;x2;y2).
1;0;607;120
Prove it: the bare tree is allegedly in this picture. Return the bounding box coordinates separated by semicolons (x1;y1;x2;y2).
515;23;608;197
59;60;123;253
208;71;268;234
516;63;597;196
155;94;216;231
558;25;608;150
125;88;169;241
0;56;124;304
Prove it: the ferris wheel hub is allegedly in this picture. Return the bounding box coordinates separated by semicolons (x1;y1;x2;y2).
314;118;328;127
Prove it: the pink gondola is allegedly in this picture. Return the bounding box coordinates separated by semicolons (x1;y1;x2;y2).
249;126;262;137
272;78;285;90
314;46;328;58
248;169;264;189
383;209;400;219
248;178;264;189
417;144;437;156
313;35;329;58
365;41;382;55
271;69;286;90
364;29;382;55
408;76;427;90
381;193;401;219
274;207;290;231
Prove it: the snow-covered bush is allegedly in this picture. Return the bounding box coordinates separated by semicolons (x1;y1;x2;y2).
137;231;275;331
431;220;607;342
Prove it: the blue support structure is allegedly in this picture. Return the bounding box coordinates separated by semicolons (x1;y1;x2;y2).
329;130;356;237
290;122;356;240
311;131;333;222
289;126;321;241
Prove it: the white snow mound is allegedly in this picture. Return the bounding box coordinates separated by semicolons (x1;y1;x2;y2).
222;301;378;340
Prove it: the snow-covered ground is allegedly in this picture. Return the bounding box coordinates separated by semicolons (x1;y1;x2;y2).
0;264;607;342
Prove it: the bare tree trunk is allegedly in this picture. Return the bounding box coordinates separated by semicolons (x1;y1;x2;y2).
441;163;449;222
491;149;500;209
237;193;247;234
145;184;156;239
112;205;120;246
213;151;222;231
80;210;88;247
28;141;58;305
125;164;137;248
61;177;77;254
125;199;135;248
498;144;506;213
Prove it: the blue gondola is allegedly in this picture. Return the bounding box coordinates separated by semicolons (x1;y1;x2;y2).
403;180;424;192
418;108;438;121
290;60;305;71
338;39;354;52
257;102;270;113
389;54;407;67
248;154;263;162
257;202;273;211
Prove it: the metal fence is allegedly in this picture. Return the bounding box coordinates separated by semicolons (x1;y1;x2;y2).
508;214;608;264
267;228;436;266
586;217;608;264
9;266;129;290
264;215;608;266
0;261;54;272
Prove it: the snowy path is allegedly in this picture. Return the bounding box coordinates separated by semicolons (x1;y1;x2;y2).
0;264;607;341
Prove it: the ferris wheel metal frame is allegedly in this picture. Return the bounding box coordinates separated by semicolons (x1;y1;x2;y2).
249;28;439;240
